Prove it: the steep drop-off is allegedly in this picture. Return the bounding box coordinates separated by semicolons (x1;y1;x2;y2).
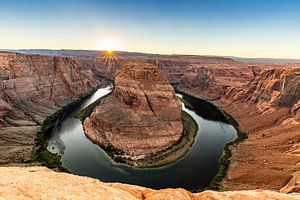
1;51;299;195
179;64;262;100
179;66;300;191
220;68;300;191
0;52;107;163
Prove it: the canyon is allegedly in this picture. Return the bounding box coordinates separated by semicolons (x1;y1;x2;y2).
178;66;300;191
0;52;108;164
0;50;299;198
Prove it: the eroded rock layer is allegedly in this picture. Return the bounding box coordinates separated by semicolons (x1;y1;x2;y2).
178;67;300;191
1;167;300;200
84;62;183;156
1;50;300;193
0;52;107;163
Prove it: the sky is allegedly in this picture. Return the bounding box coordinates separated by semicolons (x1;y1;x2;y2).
0;0;300;58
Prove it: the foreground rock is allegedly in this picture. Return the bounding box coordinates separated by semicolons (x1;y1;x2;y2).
84;62;183;161
1;167;300;200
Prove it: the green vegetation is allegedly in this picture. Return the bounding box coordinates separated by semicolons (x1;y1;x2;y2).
30;130;63;169
30;83;246;192
74;92;111;121
175;87;248;192
207;112;247;191
29;87;104;170
137;110;198;168
206;101;248;191
102;110;198;168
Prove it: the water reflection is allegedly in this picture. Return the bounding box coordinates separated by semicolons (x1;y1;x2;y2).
47;85;237;190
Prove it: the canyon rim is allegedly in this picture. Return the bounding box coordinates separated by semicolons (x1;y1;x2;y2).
1;0;300;199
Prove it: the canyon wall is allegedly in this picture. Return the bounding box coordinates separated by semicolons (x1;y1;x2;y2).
178;66;300;192
220;68;300;192
0;51;299;195
0;51;238;164
147;59;190;84
179;64;261;100
0;52;107;164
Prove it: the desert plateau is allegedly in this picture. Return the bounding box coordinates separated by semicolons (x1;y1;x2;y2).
1;0;300;199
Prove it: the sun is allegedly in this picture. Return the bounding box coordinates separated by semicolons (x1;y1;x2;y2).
96;39;124;52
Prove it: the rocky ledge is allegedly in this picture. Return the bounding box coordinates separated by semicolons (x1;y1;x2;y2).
83;62;186;166
1;167;300;200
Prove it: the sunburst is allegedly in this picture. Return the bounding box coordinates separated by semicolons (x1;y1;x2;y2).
101;50;119;63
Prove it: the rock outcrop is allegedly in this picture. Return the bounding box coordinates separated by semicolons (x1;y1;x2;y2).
219;68;300;191
231;68;300;108
84;62;183;158
1;167;300;200
0;52;107;164
179;64;262;100
147;59;190;84
178;66;300;191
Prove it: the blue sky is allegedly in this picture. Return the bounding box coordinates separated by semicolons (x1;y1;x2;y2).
1;0;300;58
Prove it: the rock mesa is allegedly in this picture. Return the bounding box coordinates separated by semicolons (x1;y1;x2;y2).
84;62;183;157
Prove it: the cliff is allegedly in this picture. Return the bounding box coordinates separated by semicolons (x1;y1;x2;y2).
147;59;190;84
83;62;183;163
179;64;262;100
220;68;300;191
228;68;300;108
1;167;300;200
179;66;300;191
0;51;299;195
0;52;107;164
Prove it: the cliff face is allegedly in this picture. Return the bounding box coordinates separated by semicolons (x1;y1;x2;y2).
84;62;183;157
1;167;300;200
1;51;299;195
220;68;300;191
179;66;300;191
179;64;261;100
147;59;190;84
0;52;106;163
231;68;300;108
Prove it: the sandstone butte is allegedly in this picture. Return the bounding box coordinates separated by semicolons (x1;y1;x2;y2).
0;51;300;199
1;167;300;200
83;62;183;158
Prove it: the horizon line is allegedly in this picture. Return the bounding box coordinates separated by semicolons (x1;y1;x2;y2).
1;48;300;61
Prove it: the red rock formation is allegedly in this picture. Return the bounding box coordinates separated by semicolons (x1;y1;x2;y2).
1;51;299;193
179;64;261;100
0;52;107;163
179;66;300;191
147;59;190;84
218;68;300;191
84;62;183;157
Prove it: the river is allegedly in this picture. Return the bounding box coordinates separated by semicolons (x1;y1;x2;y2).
47;85;237;190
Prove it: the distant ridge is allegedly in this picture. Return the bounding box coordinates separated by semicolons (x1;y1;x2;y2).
1;49;299;64
227;56;300;64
